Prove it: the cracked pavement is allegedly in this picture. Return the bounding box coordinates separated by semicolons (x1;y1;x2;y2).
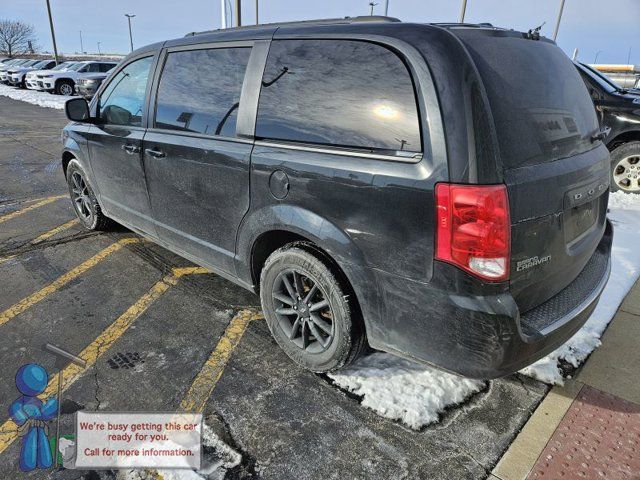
0;95;550;479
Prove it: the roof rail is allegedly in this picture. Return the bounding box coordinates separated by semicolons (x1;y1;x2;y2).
185;15;401;37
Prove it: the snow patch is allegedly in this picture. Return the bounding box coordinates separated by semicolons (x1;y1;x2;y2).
0;83;70;109
521;192;640;384
328;352;484;429
117;424;241;480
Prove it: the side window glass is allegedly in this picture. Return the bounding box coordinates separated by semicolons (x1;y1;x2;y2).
154;47;251;137
256;39;422;154
89;63;100;72
99;56;153;127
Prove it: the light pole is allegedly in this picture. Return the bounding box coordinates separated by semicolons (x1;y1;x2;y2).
627;46;632;66
383;0;389;16
255;0;259;24
594;50;603;63
459;0;468;23
125;13;135;52
79;30;83;54
45;0;60;65
97;41;101;55
234;0;241;27
552;0;566;42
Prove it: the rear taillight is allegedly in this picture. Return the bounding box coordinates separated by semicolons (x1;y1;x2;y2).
435;183;510;282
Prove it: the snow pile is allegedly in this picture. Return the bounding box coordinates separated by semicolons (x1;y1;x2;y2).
0;83;70;109
521;191;640;384
328;352;484;429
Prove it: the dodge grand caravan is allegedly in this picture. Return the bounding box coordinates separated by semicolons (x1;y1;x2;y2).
62;17;613;378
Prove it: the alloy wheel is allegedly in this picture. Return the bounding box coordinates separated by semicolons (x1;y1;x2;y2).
272;269;334;353
71;171;94;223
60;83;73;96
613;155;640;192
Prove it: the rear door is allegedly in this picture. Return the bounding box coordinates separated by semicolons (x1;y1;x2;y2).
142;43;255;274
86;54;157;234
455;30;610;312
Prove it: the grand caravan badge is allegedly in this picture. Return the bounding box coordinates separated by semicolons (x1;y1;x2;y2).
516;255;552;272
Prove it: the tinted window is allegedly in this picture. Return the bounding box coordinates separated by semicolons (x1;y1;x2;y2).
256;40;421;154
99;56;153;127
154;48;250;137
99;63;116;72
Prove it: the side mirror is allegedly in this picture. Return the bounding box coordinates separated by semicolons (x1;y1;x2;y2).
65;98;90;122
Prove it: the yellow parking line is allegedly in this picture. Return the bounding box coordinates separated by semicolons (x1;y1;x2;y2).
180;309;263;413
0;219;80;265
0;195;65;224
0;266;211;455
31;219;79;244
0;237;140;327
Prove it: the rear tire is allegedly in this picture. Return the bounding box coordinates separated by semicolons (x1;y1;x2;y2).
610;141;640;194
56;79;74;96
260;245;366;372
65;159;113;231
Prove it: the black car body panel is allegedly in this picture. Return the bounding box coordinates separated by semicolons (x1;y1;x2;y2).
62;21;612;378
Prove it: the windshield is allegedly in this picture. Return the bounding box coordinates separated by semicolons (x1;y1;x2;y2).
53;62;75;71
32;60;50;69
22;60;39;67
578;63;619;94
69;63;86;71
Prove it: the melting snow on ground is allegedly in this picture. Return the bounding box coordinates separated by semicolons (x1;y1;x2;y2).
0;83;70;109
118;423;242;480
331;192;640;428
521;191;640;384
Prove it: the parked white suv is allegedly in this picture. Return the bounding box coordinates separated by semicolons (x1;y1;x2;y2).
0;59;33;83
38;60;118;95
8;59;56;88
26;61;78;90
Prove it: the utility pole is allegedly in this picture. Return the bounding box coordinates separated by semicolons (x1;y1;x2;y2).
383;0;389;16
79;30;83;54
45;0;60;65
459;0;468;23
627;46;632;65
235;0;241;27
97;41;101;55
552;0;566;42
125;14;135;52
255;0;259;24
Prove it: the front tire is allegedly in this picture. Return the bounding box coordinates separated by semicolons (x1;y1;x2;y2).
56;79;74;96
260;245;366;372
610;141;640;194
65;160;113;230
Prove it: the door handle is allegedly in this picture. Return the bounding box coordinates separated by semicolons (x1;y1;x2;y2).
122;144;140;155
145;148;166;158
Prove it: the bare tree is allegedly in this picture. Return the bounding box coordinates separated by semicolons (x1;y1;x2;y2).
0;20;37;57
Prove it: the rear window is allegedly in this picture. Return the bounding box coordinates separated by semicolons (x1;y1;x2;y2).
457;32;599;169
256;39;421;155
154;48;250;137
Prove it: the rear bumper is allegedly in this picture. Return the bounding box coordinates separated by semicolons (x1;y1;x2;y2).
368;219;613;379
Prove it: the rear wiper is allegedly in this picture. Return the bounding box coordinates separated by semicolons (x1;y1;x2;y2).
525;21;545;40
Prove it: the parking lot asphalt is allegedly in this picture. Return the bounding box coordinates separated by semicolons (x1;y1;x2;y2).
0;95;550;479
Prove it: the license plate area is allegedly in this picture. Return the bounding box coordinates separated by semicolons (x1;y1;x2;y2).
565;199;598;244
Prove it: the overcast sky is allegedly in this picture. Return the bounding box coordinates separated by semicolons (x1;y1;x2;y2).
3;0;639;64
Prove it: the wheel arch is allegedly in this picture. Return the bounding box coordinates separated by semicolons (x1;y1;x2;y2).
236;205;384;342
606;129;640;151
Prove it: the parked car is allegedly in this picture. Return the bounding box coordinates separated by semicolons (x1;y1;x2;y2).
0;59;31;83
75;68;114;98
8;59;56;88
25;61;79;90
39;60;118;95
62;18;613;378
576;62;640;194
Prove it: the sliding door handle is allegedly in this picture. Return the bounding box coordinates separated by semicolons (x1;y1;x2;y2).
121;144;141;155
145;148;166;158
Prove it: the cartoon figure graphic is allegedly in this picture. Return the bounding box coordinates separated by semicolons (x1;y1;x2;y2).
9;364;58;471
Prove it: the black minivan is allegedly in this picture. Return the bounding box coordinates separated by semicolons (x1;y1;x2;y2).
62;17;613;378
